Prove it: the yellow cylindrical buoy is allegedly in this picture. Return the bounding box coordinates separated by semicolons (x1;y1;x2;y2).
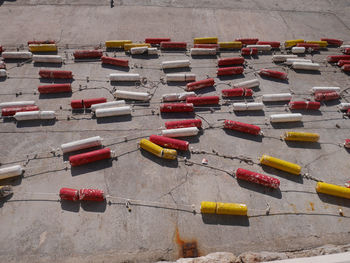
139;139;177;160
316;182;350;199
283;132;320;142
216;202;248;216
105;40;132;48
200;201;217;214
284;39;304;48
194;37;218;44
219;41;242;49
306;41;328;48
29;44;57;52
124;43;151;51
260;154;301;175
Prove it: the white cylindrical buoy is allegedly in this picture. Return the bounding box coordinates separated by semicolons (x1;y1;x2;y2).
130;47;148;55
161;127;199;137
61;136;103;153
161;60;190;69
270;113;302;123
0;69;6;77
166;73;196;82
0;165;23;180
233;79;260;89
233;102;264;111
114;90;150;101
0;101;36;109
148;48;158;55
162;92;196;102
285;58;312;65
246;45;272;51
340;45;350;50
292;62;320;70
2;51;32;59
190;48;216;55
95;106;131;118
339;103;350;110
40;111;56;119
32;55;63;63
272;55;297;62
311;87;341;93
262;93;292;102
291;47;306;54
14;110;55;121
109;73;140;82
90;100;126;111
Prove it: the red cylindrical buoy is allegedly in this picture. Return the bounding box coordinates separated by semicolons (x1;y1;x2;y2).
2;105;40;116
224;120;261;135
149;135;189;151
345;139;350;148
296;43;320;50
222;88;253;97
160;103;194;113
327;55;350;63
288;101;321;110
38;83;72;94
314;92;340;101
321;38;343;46
71;100;84;109
217;66;244;76
83;98;107;108
193;44;219;49
0;46;3;53
73;50;103;59
28;40;55;45
69;148;111;167
342;64;350;72
39;69;73;79
101;56;129;67
186;96;219;105
59;188;79;201
160;42;187;50
236;168;280;189
145;38;171;45
257;41;280;48
338;60;350;67
218;57;245;66
165;119;202;129
343;48;350;55
235;38;259;45
186;78;215;91
259;69;287;80
241;47;258;55
79;188;105;202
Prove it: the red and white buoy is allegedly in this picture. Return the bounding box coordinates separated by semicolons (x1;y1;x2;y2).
236;168;280;189
186;78;215;91
79;188;105;202
224;120;261;135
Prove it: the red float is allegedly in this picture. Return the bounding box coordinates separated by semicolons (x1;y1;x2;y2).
296;43;320;50
224;120;261;135
186;78;215;91
344;139;350;148
160;103;194;113
39;69;73;79
38;83;72;94
69;148;111;167
186;96;219;105
193;44;219;49
343;48;350;55
160;42;187;50
0;46;3;53
321;38;343;46
71;100;84;109
342;65;350;72
59;188;79;201
337;60;350;67
1;105;39;116
236;168;280;189
83;98;107;108
218;57;244;66
256;41;280;48
327;55;350;63
314;92;340;101
165;119;202;129
241;47;258;55
235;38;259;45
79;188;105;202
217;66;244;76
145;38;171;45
27;40;55;45
288;101;321;110
101;56;129;67
259;69;287;80
73;50;103;59
149;135;189;151
222;88;253;97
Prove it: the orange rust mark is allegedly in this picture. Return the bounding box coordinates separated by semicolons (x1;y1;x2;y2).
309;202;315;211
289;203;297;213
175;227;199;258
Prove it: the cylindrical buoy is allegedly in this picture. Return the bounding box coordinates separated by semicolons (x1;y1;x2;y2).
149;135;189;151
0;69;7;77
27;40;56;45
166;73;196;82
186;96;219;105
285;58;312;65
32;55;62;63
217;66;244;76
73;50;103;59
344;139;350;148
83;98;107;108
124;43;151;51
161;60;190;69
200;201;217;214
342;64;350;72
216;202;248;216
272;54;298;62
241;47;258;55
164;119;202;129
338;103;350;111
246;44;271;51
147;48;158;55
221;88;253;97
218;41;242;49
71;100;83;109
69;148;111;166
292;62;320;71
260;154;301;175
101;56;129;67
232;79;260;89
296;43;320;50
224;120;261;135
2;105;39;117
160;103;194;113
39;69;73;79
284;39;305;48
109;73;140;82
218;57;245;66
145;38;171;45
105;40;132;48
160;42;187;50
291;47;306;54
95;106;131;118
233;102;264;111
190;48;216;55
270;113;302;123
193;44;219;50
114;90;150;101
321;38;343;46
236;168;280;189
262;93;292;102
90;100;126;111
193;37;218;44
337;60;350;67
327;55;350;63
314;92;340;101
283;131;320;142
162;92;196;102
235;38;259;45
316;182;350;199
0;165;23;180
186;78;214;91
38;84;72;94
14;110;55;121
28;44;57;52
2;51;32;59
288;101;320;110
161;127;199;137
259;69;288;80
79;189;105;201
59;188;79;201
61;136;103;154
257;41;280;48
0;101;36;109
305;41;327;48
139;139;177;160
130;46;148;55
311;87;340;93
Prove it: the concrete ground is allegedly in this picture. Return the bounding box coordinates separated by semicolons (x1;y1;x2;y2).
0;0;350;262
